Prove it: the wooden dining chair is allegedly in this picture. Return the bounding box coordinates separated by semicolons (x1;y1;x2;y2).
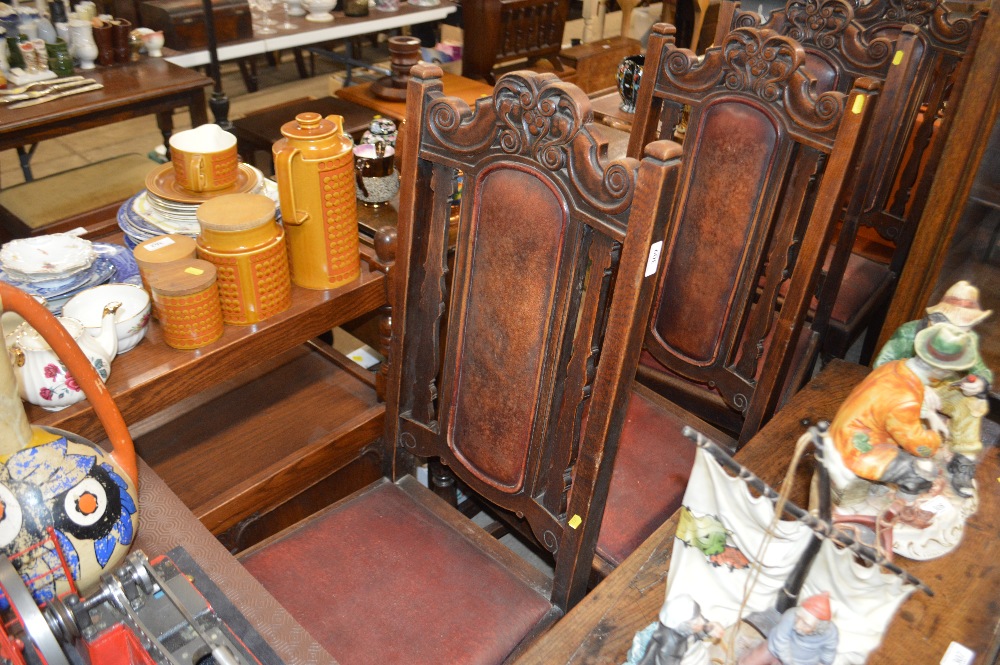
714;0;989;366
461;0;577;84
240;65;684;663
624;23;877;446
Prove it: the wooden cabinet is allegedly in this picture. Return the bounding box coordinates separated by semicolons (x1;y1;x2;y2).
28;239;389;552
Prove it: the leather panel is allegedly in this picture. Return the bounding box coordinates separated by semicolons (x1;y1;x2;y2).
243;481;552;665
652;100;778;364
451;167;566;491
597;390;697;566
804;49;840;93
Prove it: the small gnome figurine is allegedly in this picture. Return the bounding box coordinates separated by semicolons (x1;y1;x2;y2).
738;593;839;665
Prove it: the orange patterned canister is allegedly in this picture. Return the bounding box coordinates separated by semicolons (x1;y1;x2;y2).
133;234;198;291
273;112;361;290
147;260;224;350
195;193;292;325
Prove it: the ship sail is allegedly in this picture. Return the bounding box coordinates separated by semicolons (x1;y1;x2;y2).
662;445;916;665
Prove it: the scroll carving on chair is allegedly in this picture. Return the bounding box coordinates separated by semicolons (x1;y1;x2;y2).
240;64;684;664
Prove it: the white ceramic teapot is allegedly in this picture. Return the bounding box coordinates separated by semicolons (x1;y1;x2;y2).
6;303;120;411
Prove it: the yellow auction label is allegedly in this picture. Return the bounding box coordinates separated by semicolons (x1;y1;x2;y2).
568;514;582;529
892;50;904;65
184;267;205;275
852;96;865;114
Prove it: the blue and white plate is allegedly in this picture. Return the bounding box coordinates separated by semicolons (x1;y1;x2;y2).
0;257;116;310
94;242;141;285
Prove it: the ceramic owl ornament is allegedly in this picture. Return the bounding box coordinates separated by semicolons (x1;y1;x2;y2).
0;283;139;603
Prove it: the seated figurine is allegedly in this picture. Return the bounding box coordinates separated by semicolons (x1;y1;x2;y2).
624;594;724;665
873;280;992;497
824;322;983;559
738;593;838;665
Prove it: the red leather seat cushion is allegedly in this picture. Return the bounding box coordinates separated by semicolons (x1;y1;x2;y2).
596;389;697;567
827;252;890;325
242;480;552;665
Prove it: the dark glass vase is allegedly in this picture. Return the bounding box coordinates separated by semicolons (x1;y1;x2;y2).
616;54;645;114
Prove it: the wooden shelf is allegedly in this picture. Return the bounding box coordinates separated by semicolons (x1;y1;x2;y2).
133;344;384;537
26;244;386;442
26;235;390;550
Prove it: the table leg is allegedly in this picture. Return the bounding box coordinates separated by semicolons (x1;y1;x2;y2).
16;145;37;183
189;89;209;128
156;110;175;160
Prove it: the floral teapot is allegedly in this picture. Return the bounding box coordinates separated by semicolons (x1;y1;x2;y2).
0;283;137;604
6;302;119;411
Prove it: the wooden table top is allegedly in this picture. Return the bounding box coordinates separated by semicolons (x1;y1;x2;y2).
336;71;495;123
515;360;1000;665
0;59;211;147
164;1;457;68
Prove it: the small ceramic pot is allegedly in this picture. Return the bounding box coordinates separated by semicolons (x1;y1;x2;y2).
169;124;239;192
354;142;399;206
343;0;368;16
110;18;131;63
45;38;75;76
91;20;113;66
304;0;335;22
616;54;644;113
141;29;163;57
62;283;151;354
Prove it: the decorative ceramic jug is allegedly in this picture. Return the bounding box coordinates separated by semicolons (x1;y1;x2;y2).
0;283;138;604
6;306;118;411
273;112;361;290
68;17;96;69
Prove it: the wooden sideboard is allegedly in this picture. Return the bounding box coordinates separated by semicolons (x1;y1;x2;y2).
27;233;389;552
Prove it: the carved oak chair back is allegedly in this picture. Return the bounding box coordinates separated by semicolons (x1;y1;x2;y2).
626;24;877;445
713;0;988;363
241;65;682;663
462;0;575;84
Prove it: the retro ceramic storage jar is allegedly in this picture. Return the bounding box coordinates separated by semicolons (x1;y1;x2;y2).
273;112;361;290
133;233;198;290
195;193;292;325
147;259;224;350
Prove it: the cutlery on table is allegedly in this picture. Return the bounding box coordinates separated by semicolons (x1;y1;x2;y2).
0;76;87;96
7;83;105;109
1;79;99;104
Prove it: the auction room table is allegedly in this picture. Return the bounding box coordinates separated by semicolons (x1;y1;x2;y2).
164;1;456;68
0;59;210;183
515;360;1000;665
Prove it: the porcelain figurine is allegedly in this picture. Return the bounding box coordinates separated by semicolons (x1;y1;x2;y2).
738;593;839;665
0;283;138;604
6;305;119;411
873;281;992;498
625;594;723;665
823;322;983;559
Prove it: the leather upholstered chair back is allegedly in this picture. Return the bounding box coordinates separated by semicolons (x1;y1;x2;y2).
626;24;877;445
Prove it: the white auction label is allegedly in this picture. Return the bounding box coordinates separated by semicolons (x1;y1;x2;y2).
645;241;663;277
940;642;975;665
145;237;177;251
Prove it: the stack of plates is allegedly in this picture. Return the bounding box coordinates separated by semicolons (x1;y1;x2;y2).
0;236;140;314
118;163;280;248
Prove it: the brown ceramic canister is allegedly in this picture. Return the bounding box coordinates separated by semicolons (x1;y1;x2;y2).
147;259;224;350
133;234;199;289
195;193;292;325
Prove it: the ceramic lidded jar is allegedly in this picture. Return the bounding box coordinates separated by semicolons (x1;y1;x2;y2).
147;259;224;350
195;193;292;325
273;112;361;290
132;233;198;291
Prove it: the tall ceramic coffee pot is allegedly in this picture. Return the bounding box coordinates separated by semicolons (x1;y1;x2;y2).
273;112;361;290
0;283;138;604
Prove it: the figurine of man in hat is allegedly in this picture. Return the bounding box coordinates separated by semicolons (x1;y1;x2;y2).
874;281;992;497
738;593;839;665
626;594;724;665
831;323;978;496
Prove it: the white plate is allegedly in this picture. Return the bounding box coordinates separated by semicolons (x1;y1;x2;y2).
0;234;96;280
